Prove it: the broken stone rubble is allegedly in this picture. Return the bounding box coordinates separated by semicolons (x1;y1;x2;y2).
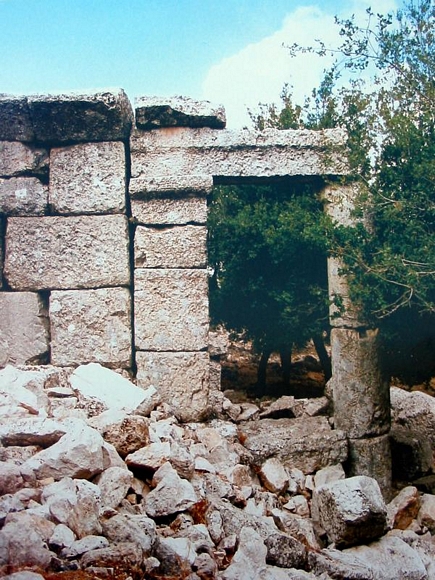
0;364;434;579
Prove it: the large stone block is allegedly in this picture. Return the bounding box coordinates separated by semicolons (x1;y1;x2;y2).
348;435;392;500
50;287;132;368
0;292;49;367
135;96;226;130
0;177;47;216
0;94;34;141
4;215;130;291
130;127;348;186
129;174;213;197
49;142;126;214
28;89;133;144
131;196;207;225
136;351;210;422
0;216;4;288
239;417;348;474
330;328;390;438
134;269;208;351
134;225;207;268
0;142;48;177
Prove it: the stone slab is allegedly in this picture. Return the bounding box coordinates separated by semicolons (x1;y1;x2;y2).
0;142;48;177
4;215;130;291
0;94;34;141
28;89;133;144
134;225;207;268
135;96;226;130
0;177;47;216
330;328;390;438
136;351;210;422
130;127;349;183
0;292;49;367
49;142;126;214
129;174;213;197
134;268;208;351
238;417;348;474
348;435;392;501
50;287;132;367
131;196;207;225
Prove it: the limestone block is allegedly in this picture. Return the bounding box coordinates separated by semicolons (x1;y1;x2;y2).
130;127;349;184
134;225;207;268
0;177;47;216
131;196;207;225
136;351;210;422
49;142;126;215
348;435;392;500
0;94;34;141
129;174;213;197
134;269;208;351
390;424;433;481
135;95;226;130
143;462;198;517
259;457;289;494
0;292;49;367
239;417;348;474
4;214;130;290
28;89;133;144
0;142;48;177
312;476;388;547
391;386;435;448
101;513;156;556
330;328;390;438
50;288;132;367
0;216;4;288
387;486;420;530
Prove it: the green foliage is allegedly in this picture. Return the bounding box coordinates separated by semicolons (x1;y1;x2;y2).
208;183;331;355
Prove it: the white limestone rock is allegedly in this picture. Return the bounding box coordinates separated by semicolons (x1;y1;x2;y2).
391;386;435;448
312;475;388;548
144;462;198;518
94;466;133;509
126;441;171;472
101;513;156;556
314;464;346;488
387;486;421;530
0;417;67;447
417;493;435;533
131;196;207;225
259;457;289;494
49;141;126;214
0;462;24;494
70;363;148;413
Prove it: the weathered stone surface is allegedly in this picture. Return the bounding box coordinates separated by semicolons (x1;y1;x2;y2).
20;420;110;481
0;292;49;367
97;415;150;458
101;513;156;555
134;225;207;268
144;462;198;517
348;435;392;500
42;477;101;538
265;532;307;570
391;386;435;448
70;363;148;413
49;523;76;551
417;493;435;533
130;173;213;196
0;365;50;418
28;89;133;144
61;535;109;558
239;417;348;474
2;573;45;580
312;476;388;548
314;464;346;489
130;127;348;186
50;287;132;367
0;417;67;447
259;458;289;494
131;196;207;225
0;462;24;494
0;177;47;215
49;141;126;214
94;466;133;509
135;95;226;130
125;441;171;472
0;141;48;177
136;352;210;422
135;268;208;351
0;515;55;570
387;486;420;530
0;94;34;141
80;541;143;569
330;328;390;438
390;424;433;481
4;214;130;290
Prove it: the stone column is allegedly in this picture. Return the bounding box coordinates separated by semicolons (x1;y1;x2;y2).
323;183;391;498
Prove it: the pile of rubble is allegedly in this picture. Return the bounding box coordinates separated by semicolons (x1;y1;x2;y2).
1;363;435;580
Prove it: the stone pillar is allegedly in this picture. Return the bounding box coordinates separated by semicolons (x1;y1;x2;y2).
323;183;391;498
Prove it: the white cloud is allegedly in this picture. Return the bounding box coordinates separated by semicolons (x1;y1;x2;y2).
202;1;397;128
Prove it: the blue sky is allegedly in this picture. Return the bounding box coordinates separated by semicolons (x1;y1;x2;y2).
0;0;398;127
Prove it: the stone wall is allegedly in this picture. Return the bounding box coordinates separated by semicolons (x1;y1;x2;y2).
1;89;384;434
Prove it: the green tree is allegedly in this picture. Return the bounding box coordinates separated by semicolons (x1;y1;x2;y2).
208;181;332;393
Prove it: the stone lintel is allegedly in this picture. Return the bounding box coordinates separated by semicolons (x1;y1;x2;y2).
135;95;226;130
4;215;130;291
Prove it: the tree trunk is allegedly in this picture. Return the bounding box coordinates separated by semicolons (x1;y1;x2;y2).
279;346;292;387
312;334;332;381
256;348;272;394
